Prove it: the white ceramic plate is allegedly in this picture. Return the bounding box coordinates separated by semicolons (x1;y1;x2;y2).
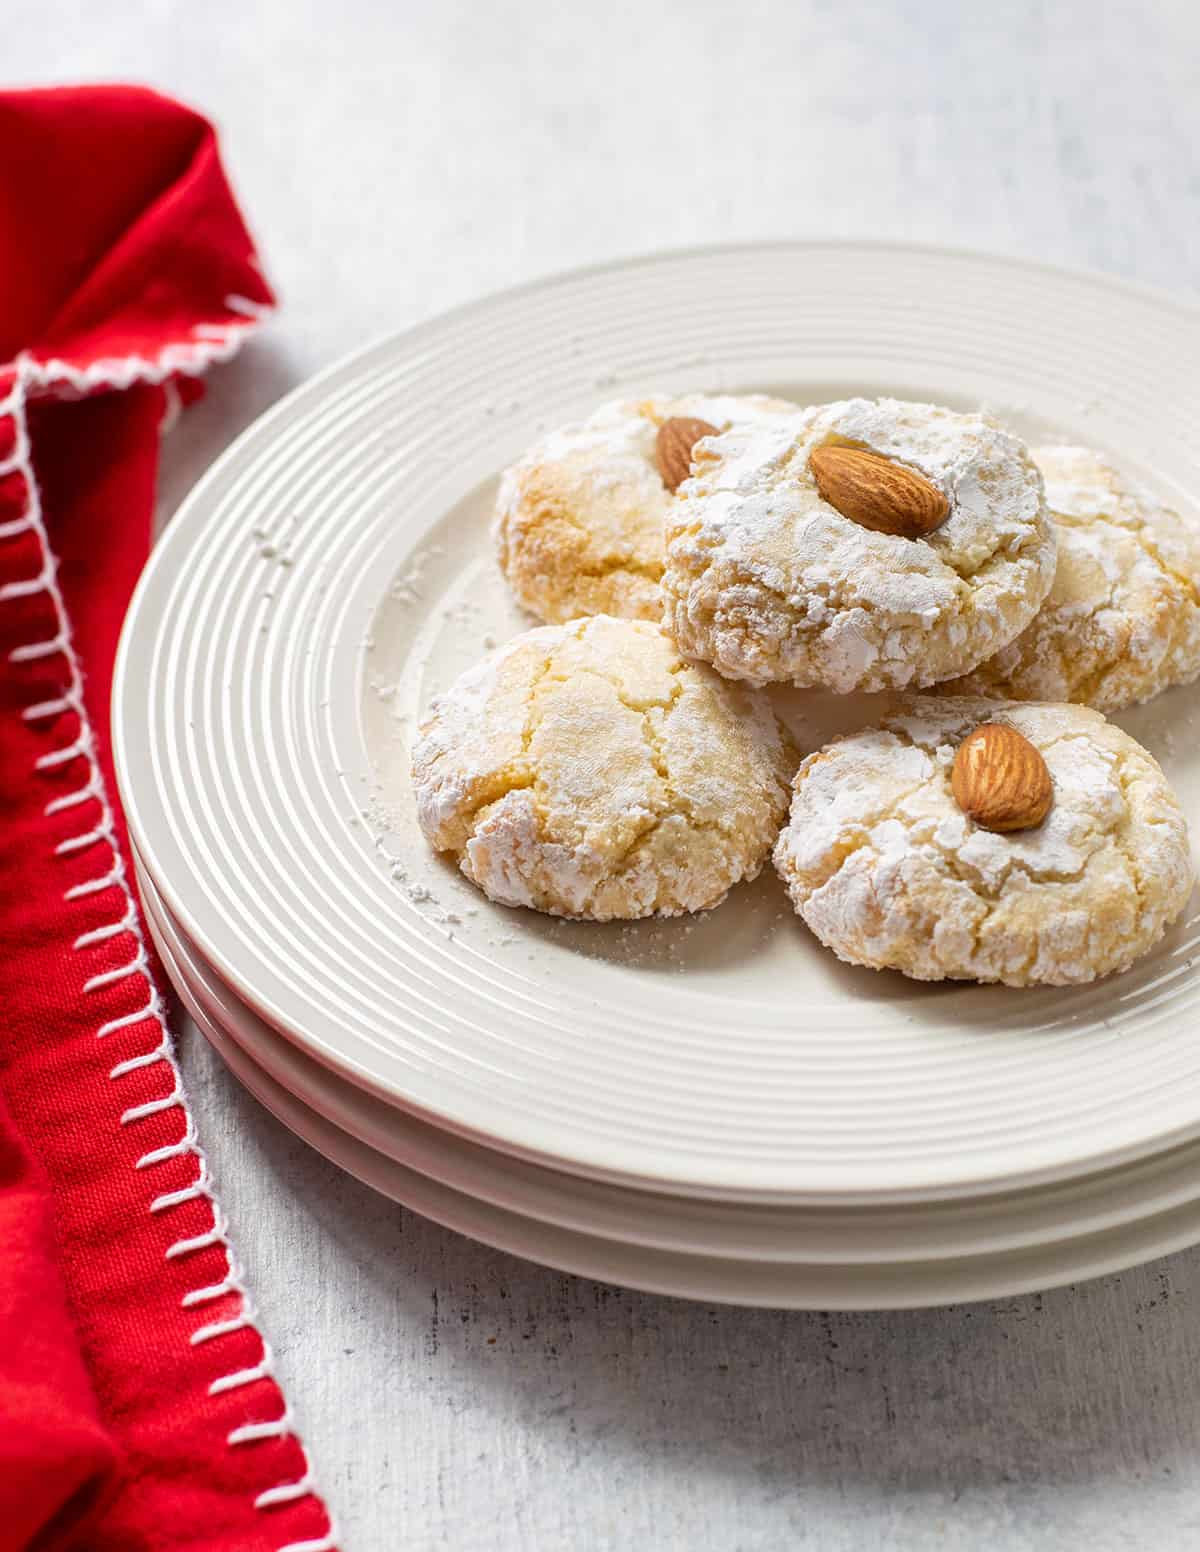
115;242;1200;1204
140;850;1200;1309
136;851;1200;1264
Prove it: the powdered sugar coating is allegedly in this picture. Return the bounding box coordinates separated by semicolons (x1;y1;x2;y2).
774;696;1194;986
412;615;795;920
493;393;795;625
944;446;1200;711
662;397;1057;692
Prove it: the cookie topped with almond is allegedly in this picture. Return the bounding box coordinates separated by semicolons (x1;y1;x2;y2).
772;696;1194;987
661;397;1057;693
493;392;795;627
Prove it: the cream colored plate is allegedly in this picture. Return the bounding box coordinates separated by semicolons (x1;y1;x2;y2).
140;850;1200;1309
115;242;1200;1204
135;850;1200;1262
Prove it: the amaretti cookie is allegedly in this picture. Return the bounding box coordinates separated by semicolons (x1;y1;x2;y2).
773;697;1193;987
662;397;1057;693
493;393;794;625
412;615;795;920
943;446;1200;711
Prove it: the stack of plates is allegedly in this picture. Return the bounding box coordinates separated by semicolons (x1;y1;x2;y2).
114;242;1200;1309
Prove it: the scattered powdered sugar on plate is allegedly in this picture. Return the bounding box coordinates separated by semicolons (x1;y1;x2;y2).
389;543;444;605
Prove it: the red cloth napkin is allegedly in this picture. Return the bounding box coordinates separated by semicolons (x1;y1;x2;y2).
0;86;335;1552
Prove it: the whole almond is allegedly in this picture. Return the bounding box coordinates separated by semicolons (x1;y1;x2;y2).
809;444;949;538
656;416;719;493
951;723;1053;833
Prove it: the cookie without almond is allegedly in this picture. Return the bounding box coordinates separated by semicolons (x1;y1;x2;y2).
943;446;1200;711
413;615;795;920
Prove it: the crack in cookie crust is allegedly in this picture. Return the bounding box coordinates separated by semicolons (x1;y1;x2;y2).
493;393;796;625
773;696;1193;986
662;398;1057;693
413;615;796;920
945;446;1200;711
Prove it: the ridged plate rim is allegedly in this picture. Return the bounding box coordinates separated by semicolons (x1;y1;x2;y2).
114;240;1200;1203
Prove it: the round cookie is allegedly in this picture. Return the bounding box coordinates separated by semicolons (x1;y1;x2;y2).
773;697;1193;987
662;397;1057;693
943;446;1200;711
412;614;796;920
493;393;794;625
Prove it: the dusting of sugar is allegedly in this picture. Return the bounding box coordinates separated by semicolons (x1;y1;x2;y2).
492;392;798;626
250;512;300;568
947;446;1200;710
774;696;1194;986
410;615;794;921
664;397;1056;693
390;543;444;605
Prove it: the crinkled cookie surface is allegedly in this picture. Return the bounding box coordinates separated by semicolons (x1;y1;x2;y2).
773;696;1194;986
493;393;794;625
945;446;1200;711
663;397;1057;692
413;615;796;920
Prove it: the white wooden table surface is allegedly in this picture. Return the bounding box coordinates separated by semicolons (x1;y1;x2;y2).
11;2;1200;1546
